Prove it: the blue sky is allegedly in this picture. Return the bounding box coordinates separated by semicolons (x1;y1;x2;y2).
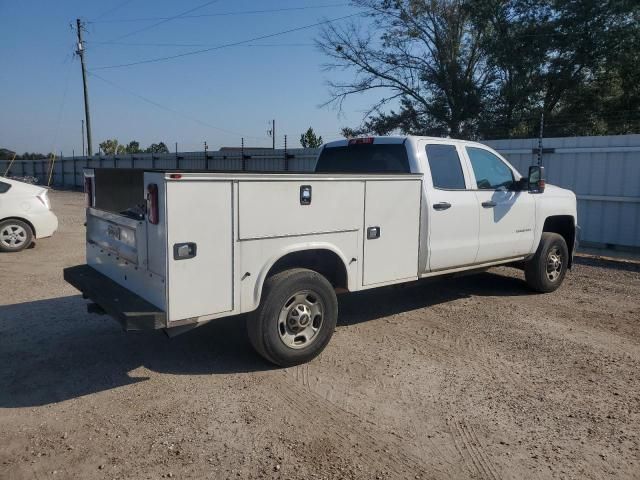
0;0;381;154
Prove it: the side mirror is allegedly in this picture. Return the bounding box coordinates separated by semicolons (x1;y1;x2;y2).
528;165;546;193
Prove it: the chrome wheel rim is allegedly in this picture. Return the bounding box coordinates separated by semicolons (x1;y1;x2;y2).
0;224;27;248
546;246;563;282
278;290;324;349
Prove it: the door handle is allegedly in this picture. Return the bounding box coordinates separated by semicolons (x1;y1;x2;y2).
482;201;497;208
433;202;451;211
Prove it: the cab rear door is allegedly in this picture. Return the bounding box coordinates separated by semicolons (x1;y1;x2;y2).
420;141;480;272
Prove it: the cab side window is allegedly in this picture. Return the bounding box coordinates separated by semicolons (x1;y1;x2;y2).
0;181;11;194
425;144;466;189
466;147;514;190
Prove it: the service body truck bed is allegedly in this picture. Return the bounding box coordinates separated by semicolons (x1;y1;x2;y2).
65;136;577;366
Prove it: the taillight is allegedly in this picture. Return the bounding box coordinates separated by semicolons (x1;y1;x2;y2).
147;183;159;225
348;137;374;145
84;177;93;207
36;191;51;210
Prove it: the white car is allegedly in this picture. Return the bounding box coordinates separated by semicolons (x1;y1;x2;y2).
0;176;58;252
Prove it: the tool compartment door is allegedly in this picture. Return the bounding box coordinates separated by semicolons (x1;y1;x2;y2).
363;179;421;286
166;180;233;321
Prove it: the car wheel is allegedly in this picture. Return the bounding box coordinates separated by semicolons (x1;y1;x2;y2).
247;268;338;367
525;232;569;293
0;219;34;252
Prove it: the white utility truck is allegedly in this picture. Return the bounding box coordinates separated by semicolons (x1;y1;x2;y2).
64;136;578;366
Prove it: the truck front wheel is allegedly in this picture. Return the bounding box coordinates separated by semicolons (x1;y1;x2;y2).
247;268;338;367
525;232;569;293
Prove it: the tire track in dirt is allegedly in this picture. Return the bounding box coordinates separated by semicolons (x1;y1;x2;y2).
273;369;462;479
447;417;502;480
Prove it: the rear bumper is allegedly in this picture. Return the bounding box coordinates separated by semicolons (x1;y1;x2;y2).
33;210;58;238
64;264;166;331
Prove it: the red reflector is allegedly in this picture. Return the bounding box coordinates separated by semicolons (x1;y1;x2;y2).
84;177;93;207
348;137;374;145
147;183;159;225
169;174;182;179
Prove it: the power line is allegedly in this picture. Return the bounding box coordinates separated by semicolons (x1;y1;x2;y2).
91;12;363;70
88;71;265;140
88;3;351;24
106;0;223;43
87;41;316;48
91;0;137;22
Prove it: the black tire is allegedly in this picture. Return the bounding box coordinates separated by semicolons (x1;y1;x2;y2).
525;232;569;293
0;219;34;253
247;268;338;367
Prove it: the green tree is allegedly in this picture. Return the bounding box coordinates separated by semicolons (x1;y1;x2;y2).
99;139;119;155
324;0;640;139
319;0;490;138
99;139;170;155
125;141;141;154
146;142;169;154
299;127;324;148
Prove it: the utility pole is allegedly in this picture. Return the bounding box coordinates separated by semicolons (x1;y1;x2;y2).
81;119;85;156
284;134;288;171
76;19;93;156
241;137;246;171
268;119;276;150
537;111;544;166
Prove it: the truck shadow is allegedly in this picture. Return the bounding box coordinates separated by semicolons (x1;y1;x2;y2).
337;269;533;326
0;270;531;408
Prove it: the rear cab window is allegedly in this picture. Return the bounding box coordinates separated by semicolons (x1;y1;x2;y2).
315;143;410;173
0;181;11;194
425;144;466;189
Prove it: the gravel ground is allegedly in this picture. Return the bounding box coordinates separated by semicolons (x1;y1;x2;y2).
1;190;639;480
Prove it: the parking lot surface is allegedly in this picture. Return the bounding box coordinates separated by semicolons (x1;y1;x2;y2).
1;190;639;479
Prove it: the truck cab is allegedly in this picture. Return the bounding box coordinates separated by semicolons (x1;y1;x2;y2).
65;136;578;367
316;136;577;275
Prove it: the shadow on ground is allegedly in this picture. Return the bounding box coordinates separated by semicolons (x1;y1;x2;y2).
574;255;640;273
0;270;531;408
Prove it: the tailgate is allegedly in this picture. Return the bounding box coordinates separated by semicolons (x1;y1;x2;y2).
85;206;166;311
86;208;145;264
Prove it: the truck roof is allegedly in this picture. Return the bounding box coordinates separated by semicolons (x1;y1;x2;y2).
322;135;483;149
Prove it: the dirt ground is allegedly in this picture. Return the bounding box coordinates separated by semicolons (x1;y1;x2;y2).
1;190;639;480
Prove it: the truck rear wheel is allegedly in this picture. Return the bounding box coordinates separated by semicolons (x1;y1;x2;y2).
247;268;338;367
525;232;569;293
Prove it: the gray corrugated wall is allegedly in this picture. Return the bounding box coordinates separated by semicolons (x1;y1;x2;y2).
484;135;640;249
2;134;639;248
